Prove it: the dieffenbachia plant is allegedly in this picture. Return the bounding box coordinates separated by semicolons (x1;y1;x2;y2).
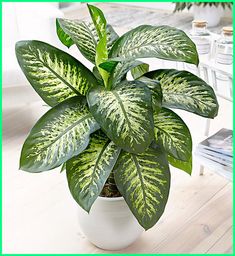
16;4;218;230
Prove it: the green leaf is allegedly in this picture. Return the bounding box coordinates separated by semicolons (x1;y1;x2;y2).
110;25;199;65
96;36;109;87
137;76;162;110
66;130;120;212
92;67;103;85
20;97;99;172
56;19;74;48
99;60;119;73
88;4;110;87
15;40;97;106
60;162;66;173
114;142;170;230
108;60;145;88
168;155;192;175
154;108;192;162
57;19;118;64
87;80;154;154
145;69;219;118
87;4;107;39
131;62;149;79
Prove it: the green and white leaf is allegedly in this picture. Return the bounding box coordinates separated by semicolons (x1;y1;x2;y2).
110;25;199;65
57;19;118;64
20;97;99;172
66;130;120;212
146;69;219;118
88;4;110;86
114;143;170;230
87;80;154;154
108;60;145;88
154;108;192;161
15;40;97;106
131;62;149;79
96;36;109;86
88;4;107;39
56;19;74;48
137;76;162;110
168;155;192;175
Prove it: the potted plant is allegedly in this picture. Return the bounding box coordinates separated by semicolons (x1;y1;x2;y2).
16;4;219;250
174;2;232;27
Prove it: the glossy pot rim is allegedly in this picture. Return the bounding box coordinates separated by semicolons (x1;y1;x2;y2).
98;195;123;202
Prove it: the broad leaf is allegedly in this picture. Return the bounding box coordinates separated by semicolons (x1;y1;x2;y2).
60;162;66;173
110;25;199;65
57;18;118;64
137;76;162;110
15;40;97;106
108;60;145;88
87;80;154;154
114;142;170;230
145;69;219;118
168;155;192;175
88;4;106;39
20;97;99;172
154;108;192;161
88;4;109;86
131;62;149;79
56;19;74;48
66;130;120;212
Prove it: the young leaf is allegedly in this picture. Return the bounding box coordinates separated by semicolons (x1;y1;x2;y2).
57;19;118;64
66;130;120;212
110;25;199;66
145;69;219;118
15;40;97;106
154;108;192;162
56;19;74;48
20;97;100;172
96;36;109;87
131;62;149;79
87;80;154;154
87;4;106;39
168;155;192;175
114;143;170;230
88;4;109;86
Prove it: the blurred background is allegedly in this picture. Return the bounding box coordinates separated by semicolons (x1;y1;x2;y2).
2;2;233;254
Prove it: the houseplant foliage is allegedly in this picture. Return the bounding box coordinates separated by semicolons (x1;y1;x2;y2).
174;2;232;12
16;4;218;230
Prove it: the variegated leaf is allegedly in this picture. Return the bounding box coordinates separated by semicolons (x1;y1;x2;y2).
66;130;120;212
57;19;119;64
87;80;154;154
154;108;192;161
110;25;199;65
108;60;144;87
114;143;170;230
137;76;162;110
145;69;219;118
15;40;97;106
131;62;149;79
88;4;110;86
168;155;192;175
20;97;99;172
56;19;74;48
88;4;106;39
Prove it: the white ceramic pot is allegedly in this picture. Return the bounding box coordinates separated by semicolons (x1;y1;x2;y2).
193;5;223;27
77;196;144;250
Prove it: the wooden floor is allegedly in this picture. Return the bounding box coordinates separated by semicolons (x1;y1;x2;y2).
2;3;233;254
